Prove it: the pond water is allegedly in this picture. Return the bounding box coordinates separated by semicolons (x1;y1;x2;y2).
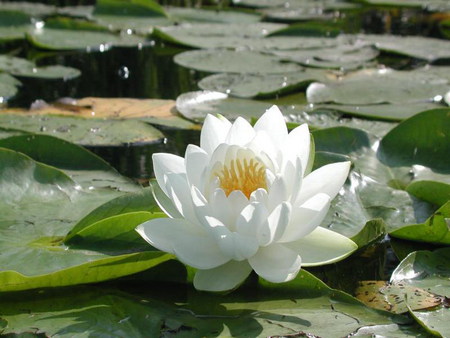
0;0;449;337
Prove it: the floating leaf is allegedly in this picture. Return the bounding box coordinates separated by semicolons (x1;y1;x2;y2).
0;138;177;292
378;108;450;172
154;23;336;50
406;180;450;207
273;44;378;69
0;10;32;42
307;67;450;105
166;6;261;24
389;201;450;245
349;34;450;62
27;18;148;51
198;70;326;98
174;49;303;74
390;248;450;337
93;0;170;33
5;97;198;130
355;281;442;314
0;269;409;337
0;114;164;146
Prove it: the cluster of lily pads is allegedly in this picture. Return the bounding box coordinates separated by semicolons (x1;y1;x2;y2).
0;0;449;337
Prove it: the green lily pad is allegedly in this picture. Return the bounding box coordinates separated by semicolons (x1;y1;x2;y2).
389;201;450;245
354;0;450;12
406;180;450;207
174;49;303;74
355;280;443;314
198;70;327;98
154;23;337;50
307;67;450;105
27;18;148;51
0;73;20;101
0;270;410;337
312;102;444;121
378;108;450;172
390;248;450;337
0;114;164;146
352;34;450;62
166;6;261;24
0;137;176;292
273;44;379;69
0;10;32;42
93;0;170;33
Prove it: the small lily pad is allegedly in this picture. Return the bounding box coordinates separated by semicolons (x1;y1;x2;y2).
355;280;443;314
0;114;164;146
6;97;198;130
348;34;450;62
273;44;379;70
306;67;450;106
166;6;261;24
174;49;303;74
198;70;327;98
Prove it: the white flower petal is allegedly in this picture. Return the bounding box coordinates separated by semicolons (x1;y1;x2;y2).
203;216;259;260
193;260;253;292
225;117;255;146
185;144;208;190
247;130;279;167
258;202;291;246
284;123;311;176
151;181;182;218
296;161;351;205
286;227;358;266
254;105;288;149
200;114;232;155
268;175;288;211
279;193;330;243
236;202;268;238
153;153;185;195
165;173;196;223
136;218;229;269
228;190;250;218
249;243;301;283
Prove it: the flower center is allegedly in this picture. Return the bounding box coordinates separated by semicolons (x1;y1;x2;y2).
216;157;267;199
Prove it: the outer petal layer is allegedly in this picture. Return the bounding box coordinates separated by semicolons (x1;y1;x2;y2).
296;161;351;205
193;260;253;292
286;226;358;266
248;243;301;283
136;218;229;269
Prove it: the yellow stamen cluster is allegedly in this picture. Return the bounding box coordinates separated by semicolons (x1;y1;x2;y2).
216;158;267;199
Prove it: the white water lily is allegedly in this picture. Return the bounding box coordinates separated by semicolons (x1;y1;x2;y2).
136;106;357;292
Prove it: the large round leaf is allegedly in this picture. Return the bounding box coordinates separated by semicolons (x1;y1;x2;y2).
0;137;173;292
378;108;450;172
174;49;303;74
0;114;164;146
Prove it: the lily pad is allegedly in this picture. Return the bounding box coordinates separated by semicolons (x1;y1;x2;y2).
166;6;261;24
0;269;412;337
406;180;450;206
0;73;20;101
0;114;164;146
0;136;176;292
198;70;327;98
351;34;450;62
27;18;148;51
154;23;337;50
272;44;379;69
0;10;32;42
378;108;450;172
174;49;303;74
355;280;443;314
307;67;450;106
389;201;450;245
390;248;450;337
93;0;170;33
354;0;450;12
7;97;198;130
